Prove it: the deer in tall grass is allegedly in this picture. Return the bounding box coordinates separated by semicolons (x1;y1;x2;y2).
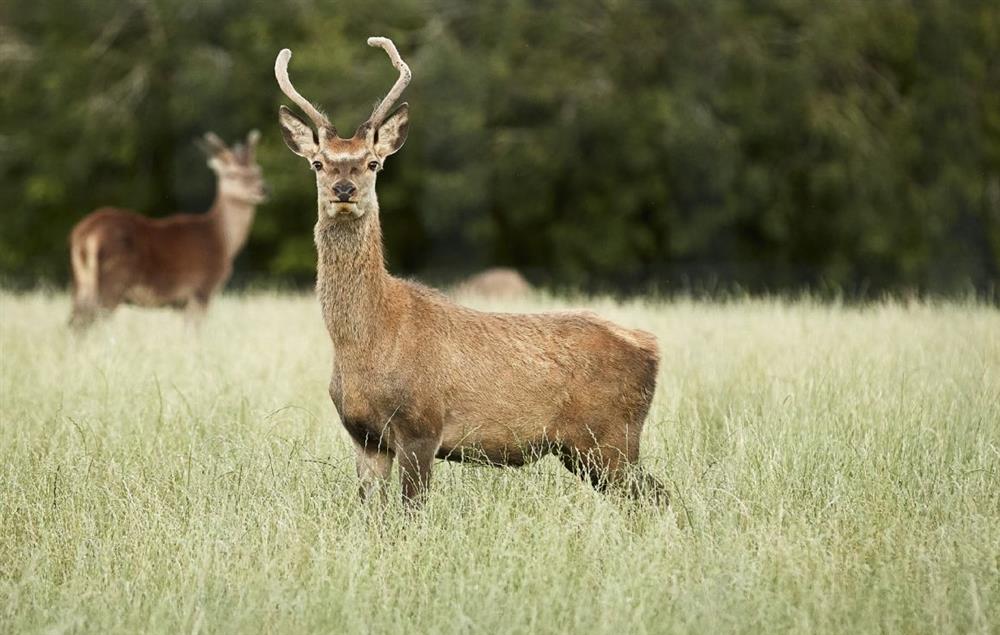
69;131;267;328
275;38;667;507
452;267;533;300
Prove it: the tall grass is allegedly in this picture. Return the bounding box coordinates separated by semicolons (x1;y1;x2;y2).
1;291;997;634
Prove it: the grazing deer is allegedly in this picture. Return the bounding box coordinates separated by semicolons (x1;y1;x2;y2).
276;38;667;507
452;267;533;300
68;131;267;328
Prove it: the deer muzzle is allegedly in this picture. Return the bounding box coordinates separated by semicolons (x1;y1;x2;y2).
332;180;357;202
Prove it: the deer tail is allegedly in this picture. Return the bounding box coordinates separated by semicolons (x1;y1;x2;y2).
71;232;101;308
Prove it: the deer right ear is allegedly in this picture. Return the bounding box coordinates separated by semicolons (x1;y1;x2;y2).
278;106;318;157
196;131;228;159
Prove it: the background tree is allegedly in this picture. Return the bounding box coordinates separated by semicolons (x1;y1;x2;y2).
2;0;998;294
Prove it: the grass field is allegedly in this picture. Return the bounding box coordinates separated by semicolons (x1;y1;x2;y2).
1;290;998;634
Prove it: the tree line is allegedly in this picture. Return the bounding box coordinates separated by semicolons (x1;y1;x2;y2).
2;0;998;294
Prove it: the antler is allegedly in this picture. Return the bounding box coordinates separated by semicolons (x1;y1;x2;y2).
366;36;411;128
245;129;260;163
275;49;333;133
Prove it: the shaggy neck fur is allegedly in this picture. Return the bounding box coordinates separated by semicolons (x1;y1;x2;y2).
209;192;257;260
314;198;392;351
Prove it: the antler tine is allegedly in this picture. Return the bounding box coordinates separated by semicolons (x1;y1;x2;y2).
246;129;260;163
366;36;411;128
275;49;333;133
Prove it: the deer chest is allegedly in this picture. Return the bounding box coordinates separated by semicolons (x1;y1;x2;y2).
328;367;418;450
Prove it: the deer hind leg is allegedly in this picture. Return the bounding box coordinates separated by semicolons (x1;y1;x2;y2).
69;234;103;330
558;423;669;507
354;442;394;504
69;294;98;330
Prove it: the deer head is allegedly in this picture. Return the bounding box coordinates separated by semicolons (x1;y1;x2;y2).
197;130;268;205
275;37;410;221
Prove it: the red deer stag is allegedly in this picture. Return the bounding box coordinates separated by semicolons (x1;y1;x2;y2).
275;38;667;507
69;131;267;328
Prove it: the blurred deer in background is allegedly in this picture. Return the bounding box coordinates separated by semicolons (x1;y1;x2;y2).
68;131;267;328
451;267;533;300
276;38;667;508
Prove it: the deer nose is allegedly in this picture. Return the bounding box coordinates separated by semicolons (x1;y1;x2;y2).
332;181;356;201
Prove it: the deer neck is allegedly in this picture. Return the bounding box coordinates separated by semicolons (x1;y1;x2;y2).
209;194;257;260
314;198;393;349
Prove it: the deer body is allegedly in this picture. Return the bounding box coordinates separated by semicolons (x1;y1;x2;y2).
277;39;667;506
69;132;265;326
452;267;533;300
318;215;658;466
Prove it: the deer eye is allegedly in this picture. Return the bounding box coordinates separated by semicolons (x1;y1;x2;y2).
312;160;323;171
368;161;379;172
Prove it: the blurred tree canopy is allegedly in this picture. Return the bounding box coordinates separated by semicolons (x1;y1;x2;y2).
2;0;998;293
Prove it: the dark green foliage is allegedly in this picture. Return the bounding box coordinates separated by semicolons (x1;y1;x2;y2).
2;0;998;292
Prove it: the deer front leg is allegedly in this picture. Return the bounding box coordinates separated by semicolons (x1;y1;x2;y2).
394;434;439;508
184;291;211;326
355;442;394;504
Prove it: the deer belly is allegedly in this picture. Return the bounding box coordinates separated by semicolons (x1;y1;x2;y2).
124;285;165;307
124;283;195;307
437;413;552;466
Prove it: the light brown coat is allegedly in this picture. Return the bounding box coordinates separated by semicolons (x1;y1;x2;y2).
276;40;667;506
451;267;533;300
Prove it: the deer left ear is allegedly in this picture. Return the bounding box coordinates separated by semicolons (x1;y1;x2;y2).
374;103;409;157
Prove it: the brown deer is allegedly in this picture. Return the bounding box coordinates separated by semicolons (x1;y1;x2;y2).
452;267;533;300
275;38;667;507
68;131;267;328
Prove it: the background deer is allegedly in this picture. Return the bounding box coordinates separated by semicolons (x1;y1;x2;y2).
451;267;533;300
276;38;667;507
69;131;267;328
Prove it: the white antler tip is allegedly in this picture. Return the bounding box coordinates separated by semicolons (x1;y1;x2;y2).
273;48;331;130
364;36;410;127
275;48;292;71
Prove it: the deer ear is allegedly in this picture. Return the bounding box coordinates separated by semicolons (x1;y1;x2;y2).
195;137;214;158
278;106;318;157
374;103;409;158
196;131;228;158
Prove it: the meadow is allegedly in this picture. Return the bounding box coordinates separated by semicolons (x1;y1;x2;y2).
1;290;997;634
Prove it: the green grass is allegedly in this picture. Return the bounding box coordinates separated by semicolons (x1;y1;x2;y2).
1;290;998;634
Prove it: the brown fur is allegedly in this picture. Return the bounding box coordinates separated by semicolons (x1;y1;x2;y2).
452;267;534;300
277;39;667;507
68;132;266;328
